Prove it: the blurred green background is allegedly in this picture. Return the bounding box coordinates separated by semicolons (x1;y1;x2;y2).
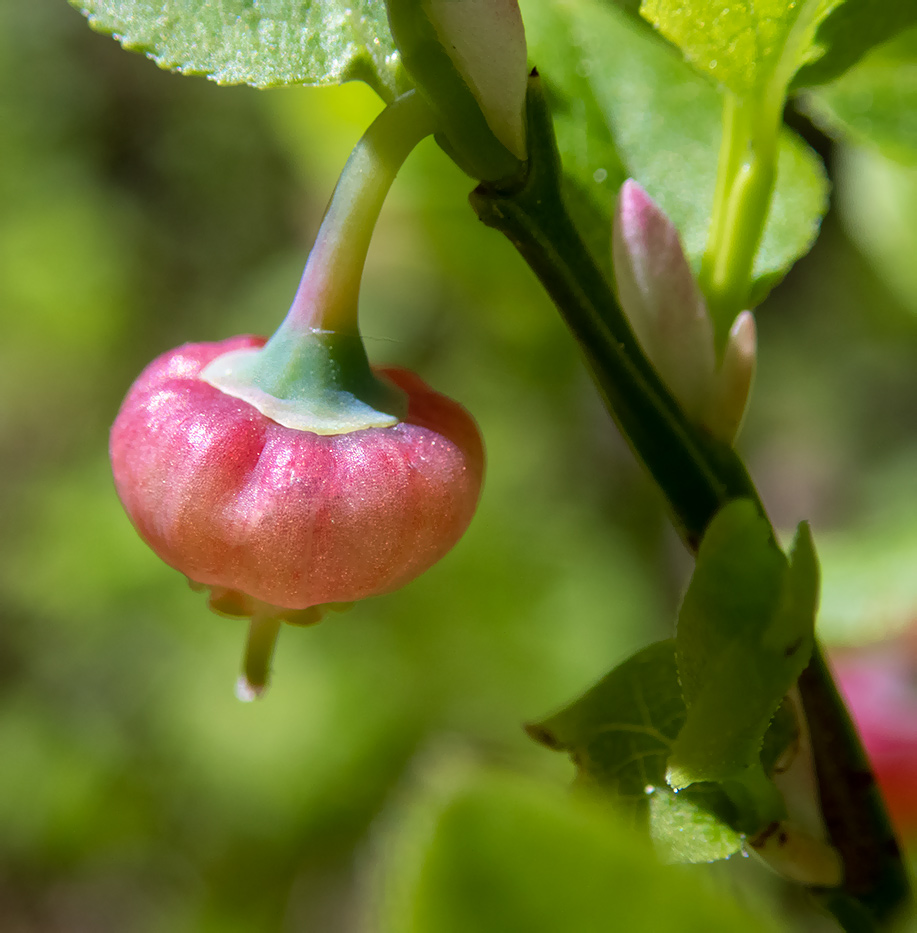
2;4;916;931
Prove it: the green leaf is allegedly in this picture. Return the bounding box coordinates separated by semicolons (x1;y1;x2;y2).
639;0;839;101
667;501;818;796
832;146;917;318
528;641;799;864
371;756;779;933
803;27;917;165
814;453;917;645
639;0;917;98
68;0;405;100
522;0;827;302
792;3;917;89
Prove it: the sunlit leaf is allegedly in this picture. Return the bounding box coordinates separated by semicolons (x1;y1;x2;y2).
68;0;406;100
639;0;917;98
639;0;839;100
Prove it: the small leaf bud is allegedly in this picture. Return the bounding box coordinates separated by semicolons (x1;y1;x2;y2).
612;180;758;445
703;310;756;444
613;179;716;422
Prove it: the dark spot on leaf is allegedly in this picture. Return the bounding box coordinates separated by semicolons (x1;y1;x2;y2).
524;722;562;750
784;636;803;658
750;821;780;849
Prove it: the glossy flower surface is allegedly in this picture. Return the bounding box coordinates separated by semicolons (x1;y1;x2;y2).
111;335;484;620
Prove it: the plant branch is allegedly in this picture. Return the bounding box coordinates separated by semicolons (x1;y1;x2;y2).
471;78;760;549
801;646;910;929
471;75;911;928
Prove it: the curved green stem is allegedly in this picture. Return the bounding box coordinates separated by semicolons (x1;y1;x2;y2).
472;76;911;928
699;91;780;350
236;616;282;701
700;0;826;348
201;90;439;433
703;93;746;290
282;89;437;335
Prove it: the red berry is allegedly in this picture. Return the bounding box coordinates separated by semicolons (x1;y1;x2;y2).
110;335;484;621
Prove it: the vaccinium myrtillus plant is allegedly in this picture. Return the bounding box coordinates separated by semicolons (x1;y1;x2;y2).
67;0;917;930
110;92;483;699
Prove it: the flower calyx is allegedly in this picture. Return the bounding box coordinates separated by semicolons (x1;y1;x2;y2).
200;327;407;435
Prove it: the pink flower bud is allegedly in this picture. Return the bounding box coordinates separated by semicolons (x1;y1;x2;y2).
110;335;484;621
613;180;716;421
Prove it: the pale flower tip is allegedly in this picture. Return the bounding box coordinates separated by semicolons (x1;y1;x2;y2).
611;180;657;316
427;0;528;159
616;179;656;228
703;311;758;445
235;675;267;703
614;179;676;253
729;309;757;361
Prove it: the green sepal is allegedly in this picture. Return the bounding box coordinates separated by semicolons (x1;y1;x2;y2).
201;329;407;435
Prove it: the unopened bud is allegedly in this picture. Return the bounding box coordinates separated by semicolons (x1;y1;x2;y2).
703;310;756;444
612;180;757;445
613;179;715;421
